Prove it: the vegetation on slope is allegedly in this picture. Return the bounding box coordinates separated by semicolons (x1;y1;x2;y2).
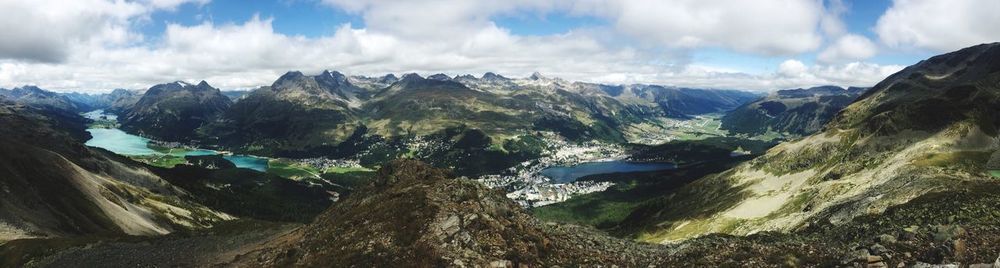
618;42;1000;245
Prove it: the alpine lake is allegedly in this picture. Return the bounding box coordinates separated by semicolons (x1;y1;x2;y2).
83;110;269;171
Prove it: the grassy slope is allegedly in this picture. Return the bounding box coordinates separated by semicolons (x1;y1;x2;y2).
658;181;1000;266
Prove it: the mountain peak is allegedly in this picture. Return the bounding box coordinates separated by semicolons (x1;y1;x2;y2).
481;72;508;81
271;71;311;89
172;81;193;87
123;80;231;141
2;85;64;101
321;70;347;79
9;85;51;96
277;71;306;82
17;85;43;91
400;73;424;81
427;73;451;81
316;70;349;85
529;71;545;80
378;73;399;84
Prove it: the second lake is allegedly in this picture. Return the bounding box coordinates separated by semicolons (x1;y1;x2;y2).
539;161;676;183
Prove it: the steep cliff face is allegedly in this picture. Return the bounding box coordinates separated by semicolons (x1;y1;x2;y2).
623;43;1000;243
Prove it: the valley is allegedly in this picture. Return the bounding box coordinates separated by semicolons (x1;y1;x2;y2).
86;105;748;208
2;39;1000;267
64;72;775;209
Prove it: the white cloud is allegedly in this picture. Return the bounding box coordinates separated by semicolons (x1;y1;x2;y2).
607;0;825;56
322;0;830;56
819;0;848;37
778;60;809;77
0;0;905;93
817;34;877;63
144;0;210;10
771;61;904;89
320;0;567;40
0;0;149;62
583;60;903;91
876;0;1000;51
0;0;209;63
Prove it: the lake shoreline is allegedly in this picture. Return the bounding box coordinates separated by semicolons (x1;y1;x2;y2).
83;110;270;172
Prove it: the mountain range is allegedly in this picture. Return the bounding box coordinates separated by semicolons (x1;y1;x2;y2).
721;85;868;136
0;86;84;112
3;43;1000;266
96;71;759;176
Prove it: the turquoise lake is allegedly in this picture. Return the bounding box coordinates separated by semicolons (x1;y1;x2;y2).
83;111;268;171
85;128;161;155
539;161;676;183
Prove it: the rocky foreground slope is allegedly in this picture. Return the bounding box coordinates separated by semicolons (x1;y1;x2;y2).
11;158;1000;267
228;159;670;267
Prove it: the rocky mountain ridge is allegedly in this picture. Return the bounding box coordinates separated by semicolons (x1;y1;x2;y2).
0;86;84;112
177;71;760;176
721;85;868;136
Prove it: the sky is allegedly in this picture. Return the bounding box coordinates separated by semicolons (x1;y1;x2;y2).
0;0;998;93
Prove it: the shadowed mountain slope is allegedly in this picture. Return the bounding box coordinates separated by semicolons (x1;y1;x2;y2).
121;81;231;141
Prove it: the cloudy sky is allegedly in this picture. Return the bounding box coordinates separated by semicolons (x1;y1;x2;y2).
0;0;998;93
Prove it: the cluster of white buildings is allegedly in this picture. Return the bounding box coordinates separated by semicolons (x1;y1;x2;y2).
294;157;364;171
505;180;614;207
475;136;626;207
